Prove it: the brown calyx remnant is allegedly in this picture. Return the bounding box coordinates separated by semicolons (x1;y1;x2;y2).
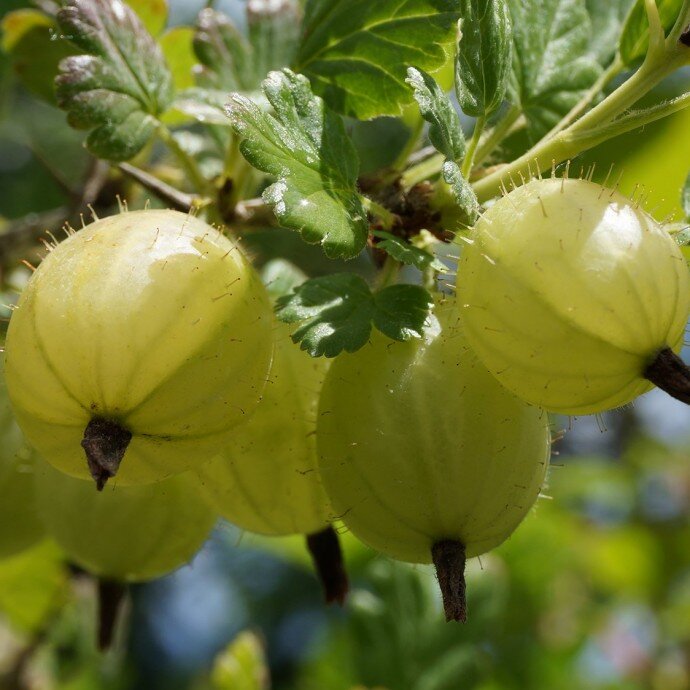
97;579;128;651
680;25;690;47
644;347;690;405
81;418;133;491
306;526;350;605
432;540;467;623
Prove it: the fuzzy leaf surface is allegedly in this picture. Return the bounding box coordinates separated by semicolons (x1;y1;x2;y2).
295;0;461;119
406;67;465;160
55;0;173;160
442;161;479;225
276;274;433;356
585;0;636;65
227;69;367;260
508;0;602;140
455;0;512;118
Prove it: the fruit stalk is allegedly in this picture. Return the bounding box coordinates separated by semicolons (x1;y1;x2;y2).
97;579;127;651
305;527;349;605
432;540;467;623
81;418;132;491
644;348;690;404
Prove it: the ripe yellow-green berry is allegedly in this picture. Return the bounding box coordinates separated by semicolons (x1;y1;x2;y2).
5;210;274;488
317;299;550;621
197;323;347;603
457;178;690;414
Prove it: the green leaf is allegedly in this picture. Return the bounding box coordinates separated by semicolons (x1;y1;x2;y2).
455;0;512;119
508;0;602;140
276;273;433;356
683;169;690;220
295;0;462;120
442;160;479;225
585;0;636;65
248;0;302;81
56;0;173;161
210;632;270;690
126;0;168;37
1;9;77;104
193;8;253;91
227;69;368;260
406;67;465;161
619;0;684;65
372;230;447;272
372;284;434;341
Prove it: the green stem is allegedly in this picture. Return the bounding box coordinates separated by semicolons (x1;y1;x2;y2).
157;125;209;195
461;115;486;178
472;106;522;168
392;116;425;171
401;152;445;188
375;255;401;290
362;196;397;231
473;45;690;203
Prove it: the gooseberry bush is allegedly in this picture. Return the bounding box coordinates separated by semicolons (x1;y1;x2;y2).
2;0;690;669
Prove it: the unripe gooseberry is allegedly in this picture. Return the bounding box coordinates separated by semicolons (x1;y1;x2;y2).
197;322;347;603
456;178;690;415
5;210;274;488
316;299;550;621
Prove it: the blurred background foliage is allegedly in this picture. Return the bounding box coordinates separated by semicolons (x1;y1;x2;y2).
2;1;690;689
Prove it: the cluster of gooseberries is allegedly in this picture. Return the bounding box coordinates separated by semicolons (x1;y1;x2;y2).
2;175;688;642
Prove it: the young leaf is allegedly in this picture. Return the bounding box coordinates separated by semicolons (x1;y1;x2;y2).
406;67;465;161
619;0;684;65
455;0;512;119
508;0;602;140
174;87;237;125
442;161;479;225
126;0;168;37
210;632;269;690
248;0;302;82
373;230;448;273
193;8;254;91
276;273;434;356
227;69;368;260
55;0;173;161
295;0;462;120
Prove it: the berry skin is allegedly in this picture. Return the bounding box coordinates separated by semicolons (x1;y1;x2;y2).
5;210;274;487
456;178;690;415
34;458;216;582
197;323;348;603
316;299;550;621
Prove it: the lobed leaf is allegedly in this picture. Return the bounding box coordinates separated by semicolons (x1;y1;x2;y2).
227;68;368;260
372;230;448;273
455;0;512;119
619;0;685;65
295;0;462;120
406;67;465;161
508;0;602;141
276;273;434;357
55;0;173;161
